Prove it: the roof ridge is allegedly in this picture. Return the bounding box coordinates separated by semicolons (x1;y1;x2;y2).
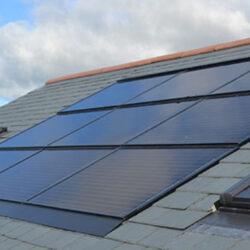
46;37;250;85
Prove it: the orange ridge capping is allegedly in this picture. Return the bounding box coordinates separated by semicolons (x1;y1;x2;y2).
46;37;250;85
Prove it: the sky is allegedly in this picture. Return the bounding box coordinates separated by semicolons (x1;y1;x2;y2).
0;0;249;107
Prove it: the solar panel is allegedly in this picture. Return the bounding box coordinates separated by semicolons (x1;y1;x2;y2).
0;150;38;173
52;101;194;146
62;74;173;112
214;72;250;94
31;148;232;217
0;111;106;148
126;62;250;104
129;95;250;145
0;200;122;237
0;60;249;236
0;149;111;201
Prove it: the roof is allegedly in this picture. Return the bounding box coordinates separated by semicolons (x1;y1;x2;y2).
0;38;250;249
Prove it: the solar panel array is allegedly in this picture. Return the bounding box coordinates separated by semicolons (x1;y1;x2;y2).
0;61;249;236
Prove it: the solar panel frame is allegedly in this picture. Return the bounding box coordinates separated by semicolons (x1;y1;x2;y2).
0;60;249;236
128;95;250;146
61;74;175;113
125;61;250;106
0;149;113;202
30;147;235;218
0;150;39;173
0;200;122;237
52;101;196;147
0;111;108;148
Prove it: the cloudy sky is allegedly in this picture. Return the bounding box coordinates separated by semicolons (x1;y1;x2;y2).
0;0;249;106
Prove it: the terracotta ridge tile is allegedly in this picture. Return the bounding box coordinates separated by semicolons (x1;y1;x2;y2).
46;37;250;85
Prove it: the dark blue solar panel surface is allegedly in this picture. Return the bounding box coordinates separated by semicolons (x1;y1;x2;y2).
0;60;249;237
214;72;250;94
0;149;111;201
63;74;173;112
31;148;231;217
0;111;106;148
127;62;250;104
52;101;193;146
0;150;37;173
129;95;250;145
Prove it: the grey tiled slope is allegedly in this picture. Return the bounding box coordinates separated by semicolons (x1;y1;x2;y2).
0;45;250;249
1;44;250;143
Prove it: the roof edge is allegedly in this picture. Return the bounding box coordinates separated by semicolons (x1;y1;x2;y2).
46;37;250;85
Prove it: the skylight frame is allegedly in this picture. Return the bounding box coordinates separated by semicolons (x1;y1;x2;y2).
220;174;250;209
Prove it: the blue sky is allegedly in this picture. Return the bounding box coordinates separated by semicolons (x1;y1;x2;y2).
0;1;34;26
0;0;249;108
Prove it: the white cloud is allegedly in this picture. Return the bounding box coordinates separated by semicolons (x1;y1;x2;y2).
0;0;249;99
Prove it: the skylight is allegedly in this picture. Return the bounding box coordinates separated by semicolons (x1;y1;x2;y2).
220;174;250;210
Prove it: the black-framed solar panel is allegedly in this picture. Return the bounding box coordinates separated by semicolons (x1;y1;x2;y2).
0;111;106;148
0;150;38;173
62;74;174;112
52;101;194;146
31;147;233;217
0;60;249;237
126;61;250;104
0;149;112;201
129;95;250;145
0;200;122;237
214;72;250;94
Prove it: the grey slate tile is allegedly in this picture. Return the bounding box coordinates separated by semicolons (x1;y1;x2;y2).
177;177;215;193
30;230;82;249
166;232;208;250
0;235;8;243
240;143;250;149
200;178;241;194
131;207;208;229
130;207;168;224
11;242;35;250
178;177;240;194
62;235;99;250
0;238;20;249
189;195;219;212
107;222;157;244
18;226;52;243
91;239;122;250
30;247;50;250
154;191;206;210
0;217;12;227
6;222;37;239
230;240;250;250
151;209;208;229
114;244;148;250
222;150;250;164
192;235;239;250
200;163;250;178
191;224;250;240
0;220;23;235
236;167;250;178
138;228;182;249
